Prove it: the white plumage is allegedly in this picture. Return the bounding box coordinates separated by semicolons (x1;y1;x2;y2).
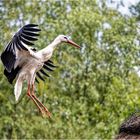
1;24;80;117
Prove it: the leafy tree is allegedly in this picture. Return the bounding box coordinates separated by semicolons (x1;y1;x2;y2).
0;0;139;139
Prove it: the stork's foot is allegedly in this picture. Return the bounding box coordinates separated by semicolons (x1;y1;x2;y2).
32;94;51;118
27;93;51;118
41;110;51;118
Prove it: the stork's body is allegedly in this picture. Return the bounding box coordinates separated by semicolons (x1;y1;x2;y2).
1;24;80;117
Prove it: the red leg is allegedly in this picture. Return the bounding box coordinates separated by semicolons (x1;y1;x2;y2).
31;84;51;118
27;84;44;115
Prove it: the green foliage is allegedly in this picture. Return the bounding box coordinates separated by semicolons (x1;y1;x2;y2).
0;0;140;139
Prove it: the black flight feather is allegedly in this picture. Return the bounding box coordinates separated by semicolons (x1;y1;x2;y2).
4;67;21;84
36;72;45;81
24;27;41;32
1;24;41;72
1;50;16;72
19;36;34;46
40;69;50;77
21;33;38;41
44;61;56;68
16;37;28;50
35;60;56;83
15;41;22;50
43;65;53;71
22;30;39;37
24;24;38;27
47;60;53;64
35;78;39;83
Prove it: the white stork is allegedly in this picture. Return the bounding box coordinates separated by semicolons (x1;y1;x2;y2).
1;24;80;117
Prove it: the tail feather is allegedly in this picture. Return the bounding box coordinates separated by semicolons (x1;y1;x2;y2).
14;78;23;101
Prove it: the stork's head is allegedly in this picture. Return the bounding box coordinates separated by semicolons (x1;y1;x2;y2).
56;35;81;49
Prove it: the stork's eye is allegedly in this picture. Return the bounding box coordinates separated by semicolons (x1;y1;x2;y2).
64;36;68;39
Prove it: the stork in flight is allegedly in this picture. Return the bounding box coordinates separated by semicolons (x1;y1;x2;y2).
1;24;80;117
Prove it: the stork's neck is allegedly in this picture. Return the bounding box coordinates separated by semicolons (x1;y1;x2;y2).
48;38;61;50
37;38;62;62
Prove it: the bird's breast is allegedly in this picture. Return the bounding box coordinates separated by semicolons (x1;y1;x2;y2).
36;48;53;62
21;58;43;73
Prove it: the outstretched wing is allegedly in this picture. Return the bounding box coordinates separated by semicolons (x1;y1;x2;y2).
35;60;57;83
1;24;41;72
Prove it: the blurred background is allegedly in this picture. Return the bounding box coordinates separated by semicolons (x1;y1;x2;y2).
0;0;140;139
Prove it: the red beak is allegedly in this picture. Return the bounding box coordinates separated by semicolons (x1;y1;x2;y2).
67;40;81;49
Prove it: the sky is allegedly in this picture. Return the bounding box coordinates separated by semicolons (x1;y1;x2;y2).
107;0;140;15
